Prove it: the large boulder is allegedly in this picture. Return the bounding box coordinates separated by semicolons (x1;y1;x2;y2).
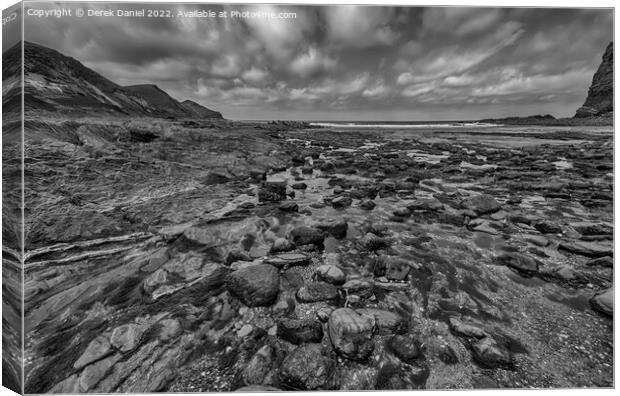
279;344;334;390
227;264;280;307
328;308;375;361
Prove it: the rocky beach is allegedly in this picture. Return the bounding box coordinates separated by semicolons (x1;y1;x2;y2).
2;26;614;394
6;115;613;392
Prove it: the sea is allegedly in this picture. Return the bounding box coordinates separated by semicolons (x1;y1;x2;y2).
308;121;499;129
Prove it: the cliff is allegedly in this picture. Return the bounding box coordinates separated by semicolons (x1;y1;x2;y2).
575;42;613;118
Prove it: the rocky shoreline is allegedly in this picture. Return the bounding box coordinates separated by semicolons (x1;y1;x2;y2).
9;117;613;392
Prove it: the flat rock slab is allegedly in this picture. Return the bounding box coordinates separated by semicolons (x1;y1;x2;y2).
448;317;488;339
497;252;539;274
74;335;112;369
264;253;311;268
559;240;614;258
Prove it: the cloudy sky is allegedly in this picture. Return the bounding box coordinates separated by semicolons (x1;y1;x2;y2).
22;2;613;121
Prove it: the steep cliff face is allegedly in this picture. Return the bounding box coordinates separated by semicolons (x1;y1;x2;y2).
575;42;613;118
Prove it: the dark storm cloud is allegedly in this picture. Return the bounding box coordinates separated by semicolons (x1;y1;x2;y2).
23;2;613;120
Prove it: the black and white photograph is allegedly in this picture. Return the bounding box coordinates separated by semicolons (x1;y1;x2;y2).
1;0;615;394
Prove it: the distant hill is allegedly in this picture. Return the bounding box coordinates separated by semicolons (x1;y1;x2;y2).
2;41;223;119
181;99;223;119
575;42;613;118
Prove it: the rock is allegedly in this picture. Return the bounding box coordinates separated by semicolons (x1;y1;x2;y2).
79;354;122;392
316;219;348;239
328;308;375;361
279;201;299;212
143;269;168;292
237;324;254;338
258;180;287;202
270;237;295;253
368;222;389;236
277;318;324;344
289;226;325;246
74;335;112;369
462;194;501;215
407;198;443;212
110;324;144;353
448;317;488;339
159;319;182;341
139;248;170;272
361;233;389;250
315;265;346;285
279;344;333;390
236;385;281;391
384;257;410;281
50;374;80;393
575;42;613;117
341;279;374;299
470;337;513;369
388;335;421;363
225;249;252;265
264;253;311;269
242;345;275;386
332;195;353;209
316;307;334;323
296;282;339;303
357;308;406;334
497;252;539;274
525;235;549;247
586;256;613;268
393;207;411;217
558;240;613;258
438;344;459;364
570;221;613;236
590;286;613;317
534;221;562;234
291;182;308;190
470;219;502;235
359;199;376;210
227;264;280;307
